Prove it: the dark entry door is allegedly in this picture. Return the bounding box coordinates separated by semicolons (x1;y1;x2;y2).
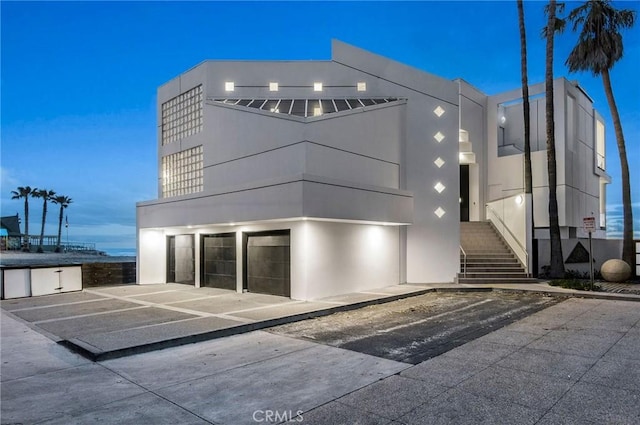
201;233;236;290
245;231;290;297
460;165;470;222
167;235;195;284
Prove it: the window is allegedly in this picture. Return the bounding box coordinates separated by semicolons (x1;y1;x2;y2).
599;181;606;229
290;100;306;117
263;100;279;112
346;99;363;108
161;85;203;145
161;145;204;198
308;99;321;116
210;98;402;117
247;99;266;109
596;120;605;170
278;99;293;114
321;99;336;113
566;95;576;151
333;99;350;111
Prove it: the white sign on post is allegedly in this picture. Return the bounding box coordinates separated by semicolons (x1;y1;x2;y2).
583;216;596;289
583;216;596;233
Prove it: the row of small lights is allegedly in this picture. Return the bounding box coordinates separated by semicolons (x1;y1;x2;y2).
224;81;368;92
433;106;447;219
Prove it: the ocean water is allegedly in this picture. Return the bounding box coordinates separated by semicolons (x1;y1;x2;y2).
102;248;136;257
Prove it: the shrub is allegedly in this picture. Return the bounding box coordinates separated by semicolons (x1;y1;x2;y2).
548;278;601;291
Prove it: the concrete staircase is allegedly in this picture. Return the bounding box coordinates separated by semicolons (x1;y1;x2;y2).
458;221;537;284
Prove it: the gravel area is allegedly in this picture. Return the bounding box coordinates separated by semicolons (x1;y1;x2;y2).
597;281;640;295
0;252;135;266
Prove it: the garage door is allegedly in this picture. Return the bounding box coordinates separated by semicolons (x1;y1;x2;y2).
167;235;195;285
246;232;290;297
202;233;236;290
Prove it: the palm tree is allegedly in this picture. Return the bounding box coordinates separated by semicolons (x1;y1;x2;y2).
10;186;34;251
565;0;636;270
518;0;533;197
32;189;56;253
52;195;72;252
544;0;566;278
518;0;535;275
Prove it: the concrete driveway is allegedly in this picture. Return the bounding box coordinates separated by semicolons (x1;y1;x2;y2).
0;283;431;360
2;294;640;424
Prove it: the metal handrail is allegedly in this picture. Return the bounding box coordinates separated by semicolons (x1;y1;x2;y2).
460;245;467;278
485;203;529;273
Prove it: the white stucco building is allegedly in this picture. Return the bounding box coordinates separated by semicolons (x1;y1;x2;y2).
137;40;609;299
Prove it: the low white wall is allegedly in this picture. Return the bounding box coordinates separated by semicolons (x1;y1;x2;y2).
1;266;82;299
30;266;82;296
2;269;31;299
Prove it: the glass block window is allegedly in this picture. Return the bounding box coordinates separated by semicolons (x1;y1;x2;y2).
161;85;203;145
161;145;204;198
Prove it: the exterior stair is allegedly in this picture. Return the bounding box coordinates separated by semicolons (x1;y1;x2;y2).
458;221;538;284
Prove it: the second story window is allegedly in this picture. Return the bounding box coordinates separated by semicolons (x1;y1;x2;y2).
161;85;203;145
596;119;605;170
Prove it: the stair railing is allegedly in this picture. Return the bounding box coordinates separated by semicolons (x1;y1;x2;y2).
485;203;529;276
460;245;467;278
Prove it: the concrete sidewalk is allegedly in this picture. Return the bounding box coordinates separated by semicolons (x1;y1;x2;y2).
2;296;640;424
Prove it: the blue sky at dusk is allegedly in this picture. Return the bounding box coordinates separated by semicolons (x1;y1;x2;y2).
1;1;638;253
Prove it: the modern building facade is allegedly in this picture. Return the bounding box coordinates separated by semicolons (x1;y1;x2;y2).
137;40;609;299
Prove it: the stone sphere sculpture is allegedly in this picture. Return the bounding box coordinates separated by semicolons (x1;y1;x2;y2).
600;259;632;283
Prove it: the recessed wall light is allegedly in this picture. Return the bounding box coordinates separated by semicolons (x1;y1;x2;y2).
434;106;445;117
434;132;445;143
434;157;445;168
434;182;446;193
357;82;367;91
434;207;446;218
225;81;234;92
269;82;278;91
313;82;323;92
